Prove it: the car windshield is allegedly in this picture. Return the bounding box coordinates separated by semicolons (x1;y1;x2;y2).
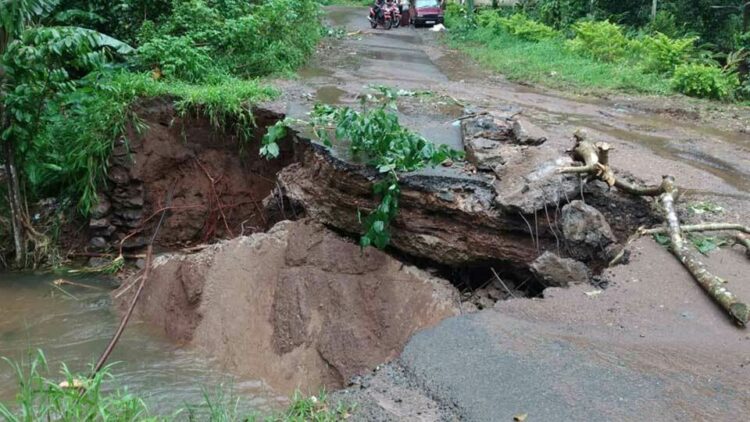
415;0;439;7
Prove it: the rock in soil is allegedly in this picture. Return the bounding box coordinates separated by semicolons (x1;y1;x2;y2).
562;199;618;261
114;219;460;395
530;251;590;287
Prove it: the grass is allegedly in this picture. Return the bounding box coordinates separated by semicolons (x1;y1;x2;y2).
448;27;671;96
0;350;353;421
28;71;279;216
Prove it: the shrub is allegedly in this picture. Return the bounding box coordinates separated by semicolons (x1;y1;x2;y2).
445;2;472;33
476;10;504;33
671;63;739;100
567;20;630;62
136;35;213;82
498;14;558;42
646;10;680;38
210;0;322;77
638;32;698;74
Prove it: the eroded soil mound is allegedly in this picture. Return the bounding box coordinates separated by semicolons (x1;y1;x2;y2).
114;219;459;394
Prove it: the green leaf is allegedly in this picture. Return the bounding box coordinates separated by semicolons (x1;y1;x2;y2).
652;233;670;245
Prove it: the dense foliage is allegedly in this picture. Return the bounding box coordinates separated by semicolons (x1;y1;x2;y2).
517;0;747;52
1;0;323;267
447;2;749;100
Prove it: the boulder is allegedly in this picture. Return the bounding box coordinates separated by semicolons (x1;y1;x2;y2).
530;251;591;287
562;200;617;248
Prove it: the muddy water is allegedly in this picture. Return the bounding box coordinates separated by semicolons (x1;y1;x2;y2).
0;273;283;415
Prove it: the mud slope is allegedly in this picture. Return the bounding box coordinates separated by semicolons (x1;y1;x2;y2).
115;219;460;395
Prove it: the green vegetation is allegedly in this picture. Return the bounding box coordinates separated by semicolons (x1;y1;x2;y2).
671;63;739;100
0;350;352;421
0;350;148;421
261;87;463;249
566;20;631;62
446;16;670;94
444;1;750;100
1;0;323;268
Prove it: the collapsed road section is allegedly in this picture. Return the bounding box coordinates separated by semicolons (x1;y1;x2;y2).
106;98;687;402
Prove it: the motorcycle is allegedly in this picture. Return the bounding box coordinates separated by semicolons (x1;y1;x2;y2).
390;2;402;28
369;3;394;29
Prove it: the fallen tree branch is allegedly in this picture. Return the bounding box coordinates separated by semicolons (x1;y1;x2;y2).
559;130;665;195
641;223;750;236
53;278;108;291
659;177;748;326
491;267;517;299
91;245;153;374
734;234;750;258
91;186;173;377
561;132;749;327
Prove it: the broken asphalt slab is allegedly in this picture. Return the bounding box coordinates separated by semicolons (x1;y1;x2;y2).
340;238;750;421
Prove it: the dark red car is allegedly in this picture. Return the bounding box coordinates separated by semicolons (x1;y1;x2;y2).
409;0;444;27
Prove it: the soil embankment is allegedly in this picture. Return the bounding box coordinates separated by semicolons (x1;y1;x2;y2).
87;97;296;253
115;219;460;395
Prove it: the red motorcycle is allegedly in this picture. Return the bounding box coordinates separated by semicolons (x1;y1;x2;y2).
390;2;402;28
369;1;395;29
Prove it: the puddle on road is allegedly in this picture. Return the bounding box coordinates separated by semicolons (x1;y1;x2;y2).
298;65;333;79
316;86;347;104
361;48;435;65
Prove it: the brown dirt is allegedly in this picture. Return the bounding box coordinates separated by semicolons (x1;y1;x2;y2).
88;98;296;252
114;219;460;395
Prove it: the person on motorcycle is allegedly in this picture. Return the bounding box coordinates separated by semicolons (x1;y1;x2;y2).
373;0;385;20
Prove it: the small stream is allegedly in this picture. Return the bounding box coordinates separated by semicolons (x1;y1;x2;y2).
0;272;284;416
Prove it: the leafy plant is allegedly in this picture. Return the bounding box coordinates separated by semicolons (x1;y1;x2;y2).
671;63;739;100
498;14;559;42
646;10;681;38
688;234;728;255
1;0;135;267
136;35;214;82
278;390;351;422
638;32;698;74
0;350;149;421
687;201;725;215
0;350;352;421
566;20;631;62
262;92;463;249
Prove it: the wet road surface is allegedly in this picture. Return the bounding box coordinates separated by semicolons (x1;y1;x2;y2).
280;6;750;203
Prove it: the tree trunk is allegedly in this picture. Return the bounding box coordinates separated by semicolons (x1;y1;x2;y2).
3;137;25;267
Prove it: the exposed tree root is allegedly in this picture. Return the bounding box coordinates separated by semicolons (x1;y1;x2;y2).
561;131;749;327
